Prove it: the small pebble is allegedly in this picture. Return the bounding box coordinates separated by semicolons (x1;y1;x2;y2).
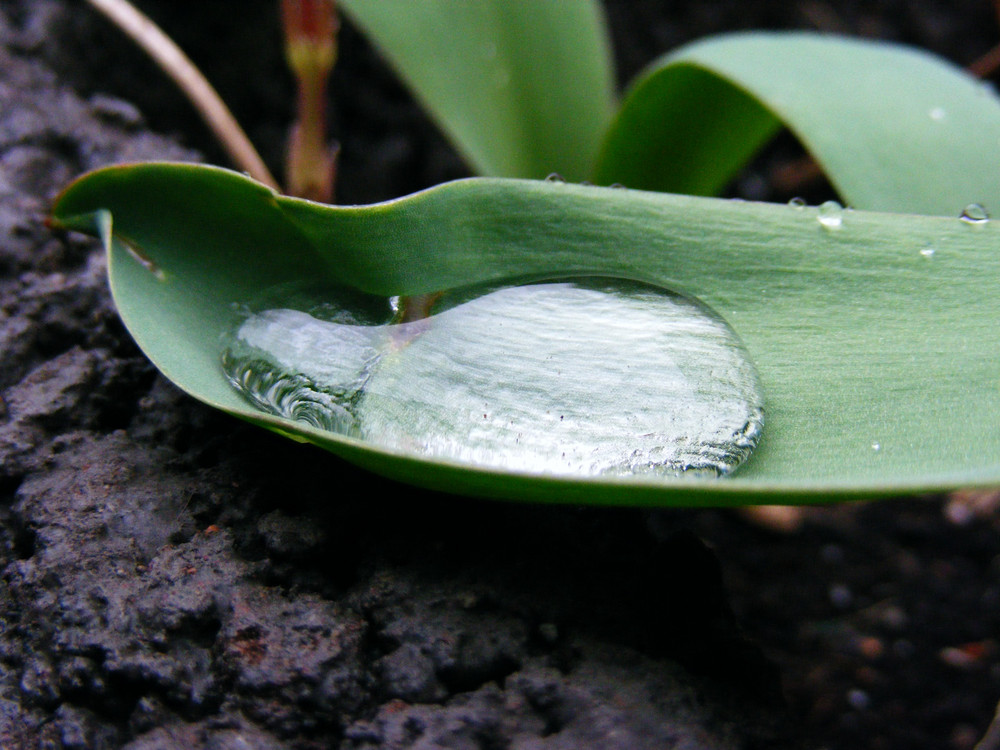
859;636;885;660
89;94;144;128
944;498;974;526
877;604;908;631
829;583;853;608
939;646;977;669
847;688;870;710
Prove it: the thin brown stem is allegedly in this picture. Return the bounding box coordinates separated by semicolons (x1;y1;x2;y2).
968;0;1000;78
968;41;1000;78
85;0;279;190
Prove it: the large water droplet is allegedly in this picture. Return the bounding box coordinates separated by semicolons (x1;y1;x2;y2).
221;278;765;480
817;200;844;230
960;203;990;224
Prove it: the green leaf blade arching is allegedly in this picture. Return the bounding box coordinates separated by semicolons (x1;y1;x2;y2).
338;0;616;182
595;32;1000;215
51;163;1000;505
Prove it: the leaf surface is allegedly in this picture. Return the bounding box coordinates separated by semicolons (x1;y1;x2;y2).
594;32;1000;215
51;164;1000;504
338;0;616;181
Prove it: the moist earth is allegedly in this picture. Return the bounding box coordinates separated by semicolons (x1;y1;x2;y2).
1;1;999;749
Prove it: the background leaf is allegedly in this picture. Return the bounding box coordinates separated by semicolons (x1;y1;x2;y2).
52;164;1000;504
338;0;616;182
594;32;1000;215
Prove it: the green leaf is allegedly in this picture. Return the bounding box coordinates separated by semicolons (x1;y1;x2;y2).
594;32;1000;215
338;0;616;181
51;163;1000;505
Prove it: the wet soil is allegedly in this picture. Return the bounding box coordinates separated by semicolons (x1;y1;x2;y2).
0;1;999;748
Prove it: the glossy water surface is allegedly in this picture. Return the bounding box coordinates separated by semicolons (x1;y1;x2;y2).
221;278;764;479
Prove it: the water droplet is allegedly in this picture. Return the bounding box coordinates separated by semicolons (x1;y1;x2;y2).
788;197;807;209
871;442;881;451
929;106;947;121
960;203;989;224
544;173;566;183
817;200;844;230
609;183;626;190
919;246;935;258
221;278;765;480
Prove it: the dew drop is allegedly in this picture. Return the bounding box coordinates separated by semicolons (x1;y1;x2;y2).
544;173;566;183
919;246;935;258
960;203;989;224
787;197;807;209
929;106;947;121
221;278;766;480
871;442;881;452
817;200;844;230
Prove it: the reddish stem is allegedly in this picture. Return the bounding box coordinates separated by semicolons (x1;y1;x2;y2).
281;0;339;202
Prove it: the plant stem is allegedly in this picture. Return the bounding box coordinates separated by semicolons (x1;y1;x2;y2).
967;1;1000;78
85;0;279;190
281;0;339;202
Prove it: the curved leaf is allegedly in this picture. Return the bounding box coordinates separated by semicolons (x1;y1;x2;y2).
594;32;1000;215
51;163;1000;504
338;0;616;181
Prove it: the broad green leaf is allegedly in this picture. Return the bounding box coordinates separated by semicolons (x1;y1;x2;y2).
338;0;615;181
51;163;1000;505
594;32;1000;215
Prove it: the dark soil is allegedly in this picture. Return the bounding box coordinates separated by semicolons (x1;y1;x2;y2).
0;1;998;748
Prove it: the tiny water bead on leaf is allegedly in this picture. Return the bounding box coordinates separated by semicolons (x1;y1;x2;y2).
817;200;844;230
960;203;990;224
221;278;765;479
